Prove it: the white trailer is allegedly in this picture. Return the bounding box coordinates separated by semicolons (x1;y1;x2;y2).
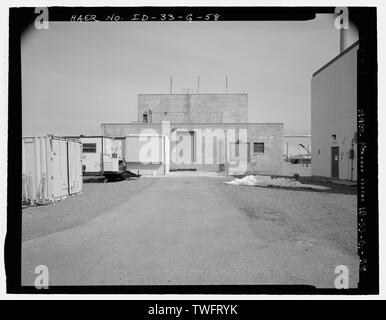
65;136;122;180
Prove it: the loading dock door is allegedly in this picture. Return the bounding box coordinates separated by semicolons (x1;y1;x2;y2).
331;146;339;179
176;131;194;165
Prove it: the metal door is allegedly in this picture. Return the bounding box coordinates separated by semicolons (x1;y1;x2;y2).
67;140;83;195
331;146;339;179
176;131;194;165
52;139;69;199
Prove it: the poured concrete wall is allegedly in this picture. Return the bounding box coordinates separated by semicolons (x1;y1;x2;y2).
311;43;358;181
138;94;248;124
102;122;283;175
138;95;187;123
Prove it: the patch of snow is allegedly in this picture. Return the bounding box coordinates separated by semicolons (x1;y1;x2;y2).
225;175;329;190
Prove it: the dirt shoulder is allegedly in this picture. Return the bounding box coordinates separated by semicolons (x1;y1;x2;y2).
219;182;357;257
217;181;358;287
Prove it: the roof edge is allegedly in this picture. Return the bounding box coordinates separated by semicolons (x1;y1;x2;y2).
312;40;359;78
137;93;248;96
101;122;284;126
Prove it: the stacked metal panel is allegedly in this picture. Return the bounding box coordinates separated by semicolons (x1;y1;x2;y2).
22;135;83;205
125;134;169;176
67;139;83;195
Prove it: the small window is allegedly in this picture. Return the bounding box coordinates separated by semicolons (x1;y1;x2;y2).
83;143;96;153
253;142;264;154
143;113;148;123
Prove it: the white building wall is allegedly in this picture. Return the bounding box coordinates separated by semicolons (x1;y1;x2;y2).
67;140;83;195
311;43;358;181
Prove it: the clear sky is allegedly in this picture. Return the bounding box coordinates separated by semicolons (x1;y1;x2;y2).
21;14;358;136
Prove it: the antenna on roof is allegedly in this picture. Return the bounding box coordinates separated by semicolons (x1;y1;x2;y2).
197;76;200;94
225;76;228;94
170;76;173;95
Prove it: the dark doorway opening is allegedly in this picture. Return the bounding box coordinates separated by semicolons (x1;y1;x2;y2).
331;146;339;179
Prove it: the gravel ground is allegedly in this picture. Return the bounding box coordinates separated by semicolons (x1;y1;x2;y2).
219;183;357;256
232;174;357;195
218;181;358;286
22;179;157;241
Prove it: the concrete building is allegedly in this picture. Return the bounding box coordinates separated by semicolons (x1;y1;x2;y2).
138;94;248;124
311;41;358;181
102;93;283;175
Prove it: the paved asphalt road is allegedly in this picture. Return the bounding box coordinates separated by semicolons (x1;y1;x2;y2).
22;176;358;287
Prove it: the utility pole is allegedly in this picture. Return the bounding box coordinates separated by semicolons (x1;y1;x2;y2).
225;138;228;176
286;141;289;161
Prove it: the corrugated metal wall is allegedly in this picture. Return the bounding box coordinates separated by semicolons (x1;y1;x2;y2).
125;135;164;163
22;136;83;205
22;136;52;204
52;138;69;199
67;140;83;195
125;135;167;175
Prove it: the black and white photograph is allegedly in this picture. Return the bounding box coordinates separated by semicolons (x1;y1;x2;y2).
2;3;380;299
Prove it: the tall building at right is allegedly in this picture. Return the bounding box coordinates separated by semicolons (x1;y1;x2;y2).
311;40;358;181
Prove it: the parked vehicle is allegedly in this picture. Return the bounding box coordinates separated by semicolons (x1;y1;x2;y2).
65;136;125;181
